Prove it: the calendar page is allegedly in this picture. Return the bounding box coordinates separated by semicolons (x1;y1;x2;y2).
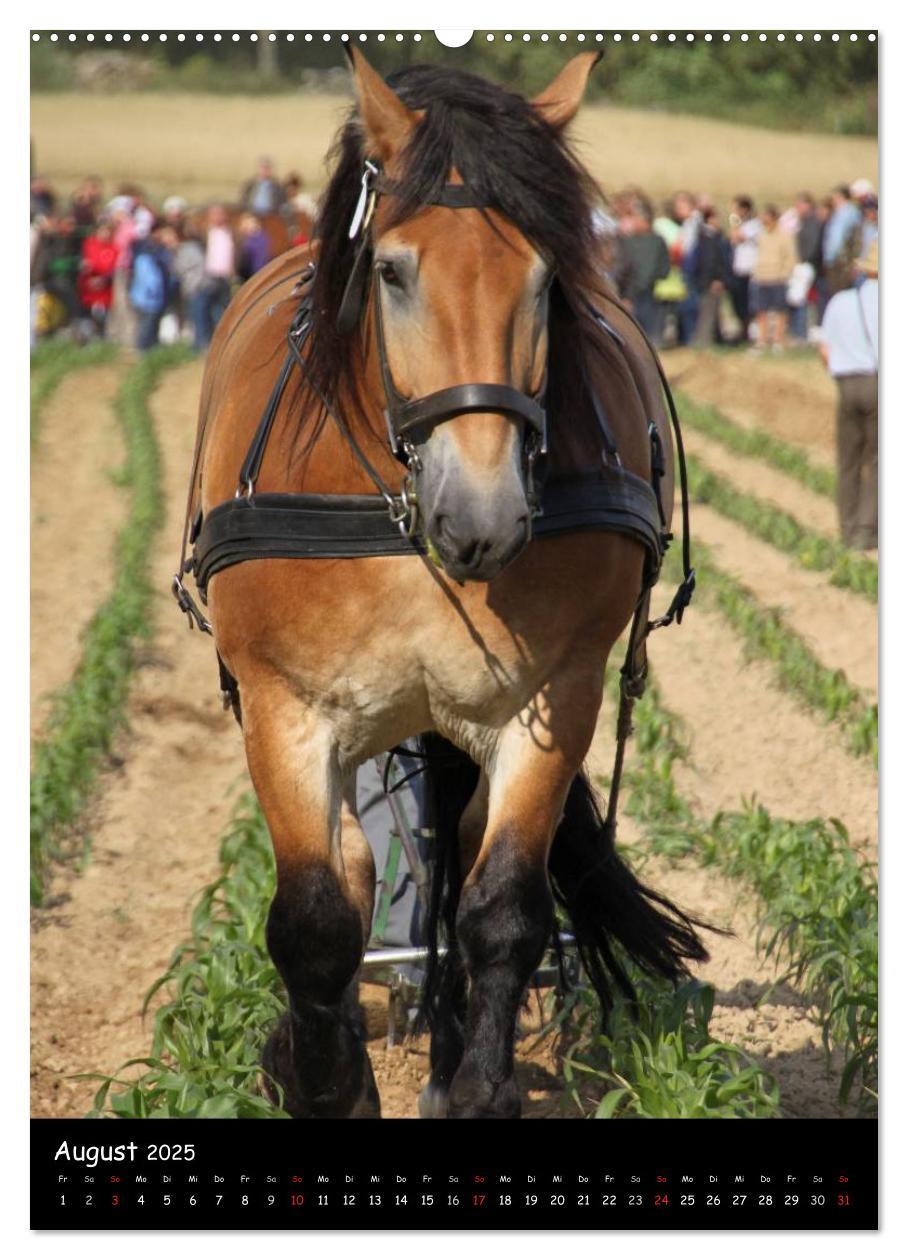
28;22;879;1234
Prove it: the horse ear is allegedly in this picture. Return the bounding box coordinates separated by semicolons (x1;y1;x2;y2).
344;44;421;163
531;51;601;130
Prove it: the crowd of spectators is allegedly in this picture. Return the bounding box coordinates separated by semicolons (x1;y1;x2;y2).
30;165;879;551
32;165;877;361
29;159;316;353
596;177;879;352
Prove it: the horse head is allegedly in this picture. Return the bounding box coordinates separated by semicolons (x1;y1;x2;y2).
339;48;601;582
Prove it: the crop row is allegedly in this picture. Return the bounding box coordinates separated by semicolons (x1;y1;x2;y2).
617;682;878;1112
685;452;877;602
30;345;192;905
31;341;117;445
661;543;877;762
88;788;781;1121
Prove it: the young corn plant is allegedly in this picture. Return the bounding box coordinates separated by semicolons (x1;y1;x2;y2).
91;788;779;1121
555;974;779;1119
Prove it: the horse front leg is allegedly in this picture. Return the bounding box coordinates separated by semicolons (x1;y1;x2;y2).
240;675;380;1119
447;672;603;1119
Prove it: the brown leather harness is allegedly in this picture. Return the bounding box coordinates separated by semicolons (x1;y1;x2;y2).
172;162;696;841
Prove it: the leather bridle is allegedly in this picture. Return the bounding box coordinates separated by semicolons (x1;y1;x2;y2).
335;161;550;523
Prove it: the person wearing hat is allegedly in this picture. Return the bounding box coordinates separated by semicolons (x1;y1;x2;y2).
819;241;878;551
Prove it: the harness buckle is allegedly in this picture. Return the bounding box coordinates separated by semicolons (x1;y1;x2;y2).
171;574;212;634
388;472;420;539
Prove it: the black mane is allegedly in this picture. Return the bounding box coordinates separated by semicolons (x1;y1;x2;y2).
303;63;610;458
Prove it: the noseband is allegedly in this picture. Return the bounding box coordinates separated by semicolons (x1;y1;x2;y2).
335;161;548;509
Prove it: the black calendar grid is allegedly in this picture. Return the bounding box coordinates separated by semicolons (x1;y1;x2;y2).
31;1118;877;1230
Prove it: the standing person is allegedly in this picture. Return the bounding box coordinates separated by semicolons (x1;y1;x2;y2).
242;157;283;215
857;195;878;280
789;192;822;342
42;214;82;334
692;206;733;348
728;195;760;344
129;221;174;351
672;191;702;346
71;177;102;229
107;198;139;346
76;216;118;338
194;205;235;349
814;195;835;321
823;185;862;299
819;243;878;551
652;200;686;347
236;213;272;283
620;200;670;344
751;205;797;352
172;228;207;351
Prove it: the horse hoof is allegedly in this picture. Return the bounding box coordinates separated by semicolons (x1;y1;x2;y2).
261;1013;309;1118
262;1010;382;1118
418;1080;449;1119
447;1071;521;1119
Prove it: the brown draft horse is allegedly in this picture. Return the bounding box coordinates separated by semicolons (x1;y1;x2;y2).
185;49;706;1119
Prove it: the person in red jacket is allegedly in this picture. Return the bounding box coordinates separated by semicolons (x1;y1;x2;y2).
77;217;118;337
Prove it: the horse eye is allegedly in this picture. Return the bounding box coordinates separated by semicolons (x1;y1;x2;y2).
377;260;403;289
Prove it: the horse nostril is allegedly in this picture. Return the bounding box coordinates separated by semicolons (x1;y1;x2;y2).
455;537;483;568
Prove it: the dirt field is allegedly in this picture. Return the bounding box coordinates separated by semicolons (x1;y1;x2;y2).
30;91;878;208
29;346;876;1121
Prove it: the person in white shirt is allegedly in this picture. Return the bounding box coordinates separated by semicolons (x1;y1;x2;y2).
728;195;761;344
819;242;878;550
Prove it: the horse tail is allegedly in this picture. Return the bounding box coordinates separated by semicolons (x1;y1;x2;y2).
417;737;709;1027
547;771;710;1021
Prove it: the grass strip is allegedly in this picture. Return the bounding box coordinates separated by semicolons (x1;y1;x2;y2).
616;681;878;1112
88;789;779;1121
686;452;877;602
662;542;878;763
30;341;118;444
675;390;836;500
30;345;192;906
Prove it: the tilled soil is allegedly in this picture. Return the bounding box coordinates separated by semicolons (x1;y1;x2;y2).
30;351;874;1121
668;348;838;468
692;503;877;697
30;360;248;1118
30;363;128;741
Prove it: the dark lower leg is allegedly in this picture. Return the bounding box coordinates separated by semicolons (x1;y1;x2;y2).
264;863;379;1118
447;839;553;1119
